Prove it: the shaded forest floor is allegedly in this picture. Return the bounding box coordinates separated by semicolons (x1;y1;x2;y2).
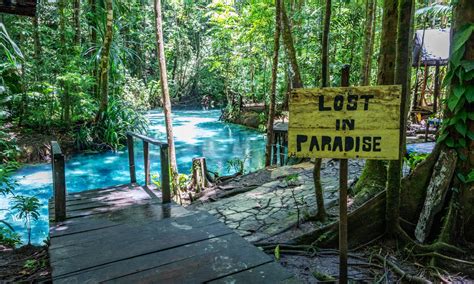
190;160;473;283
0;245;51;282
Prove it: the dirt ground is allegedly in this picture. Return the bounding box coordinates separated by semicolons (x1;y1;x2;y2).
0;245;51;282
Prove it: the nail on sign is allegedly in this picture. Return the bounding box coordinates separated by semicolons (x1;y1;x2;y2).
288;85;402;160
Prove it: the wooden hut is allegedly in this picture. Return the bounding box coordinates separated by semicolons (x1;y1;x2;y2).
0;0;36;17
411;28;450;120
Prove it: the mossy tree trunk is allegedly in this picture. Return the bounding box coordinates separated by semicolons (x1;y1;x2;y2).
354;0;398;202
386;0;414;237
360;0;375;86
265;0;282;167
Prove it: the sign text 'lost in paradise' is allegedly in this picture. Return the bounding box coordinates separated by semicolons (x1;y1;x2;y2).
288;85;402;160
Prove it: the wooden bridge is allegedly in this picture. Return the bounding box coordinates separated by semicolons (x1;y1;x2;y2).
48;133;294;283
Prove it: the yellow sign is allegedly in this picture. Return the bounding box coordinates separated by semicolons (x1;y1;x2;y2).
288;85;401;160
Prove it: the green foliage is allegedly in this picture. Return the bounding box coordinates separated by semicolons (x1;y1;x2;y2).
0;224;21;247
274;244;280;260
12;195;40;245
225;156;247;174
404;152;429;170
437;23;473;183
95;99;148;150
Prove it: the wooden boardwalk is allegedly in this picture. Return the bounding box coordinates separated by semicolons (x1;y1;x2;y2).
48;184;294;283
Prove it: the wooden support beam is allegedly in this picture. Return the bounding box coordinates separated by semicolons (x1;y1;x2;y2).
433;61;440;114
160;145;171;203
51;141;66;222
127;134;137;184
143;141;150;187
339;64;350;284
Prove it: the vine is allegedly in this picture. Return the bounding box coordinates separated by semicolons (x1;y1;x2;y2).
437;23;474;183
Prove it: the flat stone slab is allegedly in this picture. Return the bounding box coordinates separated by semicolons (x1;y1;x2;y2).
192;160;365;243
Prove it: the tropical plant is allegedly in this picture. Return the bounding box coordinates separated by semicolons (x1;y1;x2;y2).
0;225;21;247
11;195;40;245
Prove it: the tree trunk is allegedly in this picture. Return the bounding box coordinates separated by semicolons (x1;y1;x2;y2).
354;0;398;202
154;0;178;181
32;14;42;80
281;6;302;89
360;0;375;86
265;0;282;167
385;0;414;237
321;0;331;87
73;0;81;46
281;2;326;220
97;0;113;115
58;0;66;61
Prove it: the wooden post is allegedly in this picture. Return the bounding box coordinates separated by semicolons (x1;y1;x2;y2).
160;145;171;203
339;65;350;283
433;61;440;114
143;141;150;186
272;133;278;165
51;141;66;222
127;134;137;184
279;133;285;166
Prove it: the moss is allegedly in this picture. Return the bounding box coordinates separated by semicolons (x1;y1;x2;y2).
353;160;387;204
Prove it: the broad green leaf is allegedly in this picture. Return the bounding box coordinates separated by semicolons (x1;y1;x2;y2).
274;244;280;260
437;132;449;143
467;170;474;183
462;60;474;72
453;85;465;98
455;122;467;136
467;130;474;141
446;137;455;147
458;138;466;148
447;93;460;111
452;24;474;53
451;45;465;66
466;85;474;103
457;172;466;183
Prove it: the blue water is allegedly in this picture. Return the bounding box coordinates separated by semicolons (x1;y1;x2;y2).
1;110;266;245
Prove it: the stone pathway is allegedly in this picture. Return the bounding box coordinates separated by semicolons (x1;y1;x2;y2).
190;160;365;243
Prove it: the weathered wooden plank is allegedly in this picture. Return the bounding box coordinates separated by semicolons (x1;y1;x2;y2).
64;184;136;201
49;187;151;209
208;262;294;283
127;134;137;183
101;234;274;284
50;213;229;277
288;85;401;160
54;233;271;283
49;202;190;238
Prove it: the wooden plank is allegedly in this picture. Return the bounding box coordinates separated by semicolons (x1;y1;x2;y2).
208;262;294;283
160;144;171;203
288;85;401;160
54;233;271;283
49;203;191;238
64;184;136;201
50;213;229;277
101;234;274;283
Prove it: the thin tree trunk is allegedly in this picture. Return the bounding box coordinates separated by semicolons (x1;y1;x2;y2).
89;0;97;44
321;0;331;87
58;0;66;59
281;1;326;220
281;6;302;89
97;0;113;115
360;0;375;85
154;0;178;180
265;0;282;167
73;0;81;46
386;0;414;237
32;14;42;80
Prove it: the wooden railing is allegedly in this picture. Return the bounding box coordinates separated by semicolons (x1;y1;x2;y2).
51;141;66;222
126;132;171;203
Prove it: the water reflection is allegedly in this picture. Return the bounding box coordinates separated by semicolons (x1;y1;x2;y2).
2;109;266;244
